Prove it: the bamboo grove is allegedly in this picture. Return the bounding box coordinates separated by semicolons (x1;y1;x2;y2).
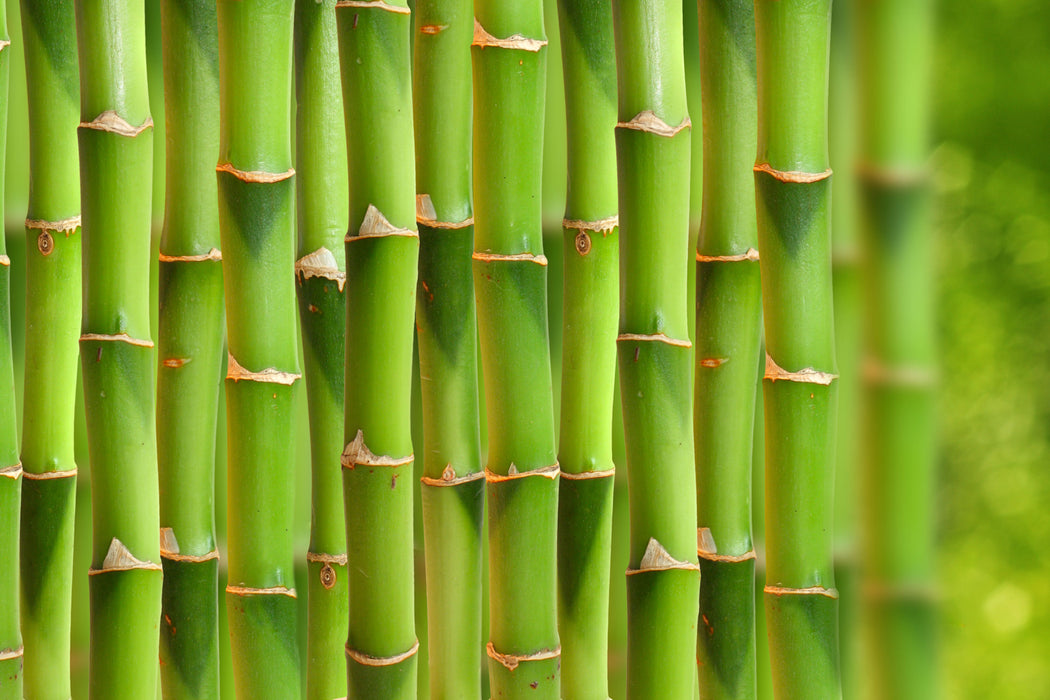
0;0;936;698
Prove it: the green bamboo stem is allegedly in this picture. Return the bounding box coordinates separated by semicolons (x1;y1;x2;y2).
554;0;618;697
856;1;936;697
754;1;840;697
411;0;484;696
18;0;81;696
293;0;349;696
0;5;19;697
693;1;761;698
75;0;162;696
157;1;223;697
336;1;418;696
215;1;301;696
829;0;861;694
0;16;19;690
472;1;561;697
610;1;700;697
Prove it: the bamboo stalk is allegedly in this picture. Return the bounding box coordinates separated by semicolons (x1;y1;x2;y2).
753;1;841;697
335;1;419;696
215;1;301;696
411;0;485;696
856;1;936;697
693;1;762;698
0;12;19;685
157;1;224;697
74;0;162;695
472;1;561;697
610;1;700;697
293;0;349;695
18;0;81;696
554;0;618;697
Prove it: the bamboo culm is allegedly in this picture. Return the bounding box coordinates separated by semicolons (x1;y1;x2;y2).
411;0;485;695
0;8;20;697
18;0;82;696
215;0;302;696
293;0;350;695
74;0;162;695
336;0;419;696
610;0;701;697
754;0;841;697
555;0;618;696
157;0;224;697
693;1;762;698
857;1;937;697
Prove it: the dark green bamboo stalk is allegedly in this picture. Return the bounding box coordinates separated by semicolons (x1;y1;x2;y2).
293;1;349;696
472;1;561;697
610;1;700;697
856;1;936;697
216;1;301;696
157;1;223;697
555;0;618;697
18;0;81;697
0;5;19;697
75;0;162;696
0;14;19;689
336;1;419;696
693;2;761;698
411;0;484;696
754;1;840;697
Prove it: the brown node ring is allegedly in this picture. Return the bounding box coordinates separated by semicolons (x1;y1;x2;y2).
346;639;420;667
486;642;561;672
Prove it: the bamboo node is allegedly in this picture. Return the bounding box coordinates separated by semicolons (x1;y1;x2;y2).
89;538;162;575
158;248;222;263
485;463;560;483
420;464;486;487
563;215;619;234
306;551;349;566
295;247;346;291
753;162;832;184
80;110;153;137
696;527;757;562
764;584;839;599
419;23;448;34
159;527;220;563
216;161;295;184
0;646;23;662
26;215;82;233
862;358;937;387
80;332;154;348
0;40;10;52
346;639;420;667
226;352;300;385
226;585;297;598
341;429;414;468
415;194;473;229
764;353;837;386
472;251;548;266
22;467;77;481
472;18;547;52
560;467;615;481
348;204;418;241
486;643;561;671
162;357;191;369
335;0;411;13
855;161;929;188
627;538;700;575
696;247;759;263
617;332;692;349
699;357;728;368
616;110;691;138
0;463;22;480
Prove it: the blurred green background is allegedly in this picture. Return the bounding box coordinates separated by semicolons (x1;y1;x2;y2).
2;0;1046;698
